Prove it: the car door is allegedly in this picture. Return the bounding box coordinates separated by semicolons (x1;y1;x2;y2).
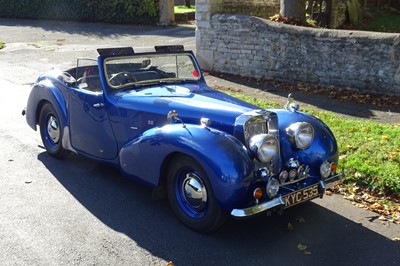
68;80;118;160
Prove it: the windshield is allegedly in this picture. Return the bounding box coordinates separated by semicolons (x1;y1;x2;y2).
104;53;201;89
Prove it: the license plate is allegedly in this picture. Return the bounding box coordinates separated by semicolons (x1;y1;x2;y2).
283;184;320;209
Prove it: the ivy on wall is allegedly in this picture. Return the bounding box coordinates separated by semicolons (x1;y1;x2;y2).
0;0;159;24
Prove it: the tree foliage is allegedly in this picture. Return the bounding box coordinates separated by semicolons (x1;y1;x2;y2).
0;0;159;24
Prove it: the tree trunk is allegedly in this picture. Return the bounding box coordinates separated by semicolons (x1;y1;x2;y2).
185;0;191;8
280;0;306;21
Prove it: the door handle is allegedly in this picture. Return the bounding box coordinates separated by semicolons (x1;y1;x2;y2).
93;103;105;108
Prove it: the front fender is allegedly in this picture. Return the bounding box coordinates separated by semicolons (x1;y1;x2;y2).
26;78;68;131
272;109;339;175
119;124;255;210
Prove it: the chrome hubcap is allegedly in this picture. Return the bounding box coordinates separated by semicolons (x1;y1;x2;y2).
47;116;60;144
182;173;207;211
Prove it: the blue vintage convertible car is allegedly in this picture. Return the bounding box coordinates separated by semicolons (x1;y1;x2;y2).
23;46;344;232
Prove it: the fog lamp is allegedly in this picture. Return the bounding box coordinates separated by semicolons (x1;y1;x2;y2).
279;171;288;184
298;165;308;179
289;169;297;181
320;161;332;179
266;178;280;198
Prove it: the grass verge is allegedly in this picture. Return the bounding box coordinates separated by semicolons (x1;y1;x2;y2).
0;41;4;49
174;5;195;14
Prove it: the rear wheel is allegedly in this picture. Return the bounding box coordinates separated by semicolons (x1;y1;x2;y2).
166;155;227;233
39;103;68;158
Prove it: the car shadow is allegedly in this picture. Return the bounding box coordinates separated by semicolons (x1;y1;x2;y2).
38;152;400;265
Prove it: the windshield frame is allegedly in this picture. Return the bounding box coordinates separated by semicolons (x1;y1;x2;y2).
103;51;202;90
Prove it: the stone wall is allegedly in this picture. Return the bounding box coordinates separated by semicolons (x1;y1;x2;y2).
197;14;400;95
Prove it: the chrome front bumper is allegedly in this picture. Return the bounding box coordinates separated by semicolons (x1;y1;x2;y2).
231;171;345;218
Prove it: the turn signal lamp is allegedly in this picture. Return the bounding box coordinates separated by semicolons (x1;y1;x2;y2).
253;188;263;200
330;162;337;173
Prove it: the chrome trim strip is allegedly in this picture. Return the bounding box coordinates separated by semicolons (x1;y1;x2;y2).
62;127;77;153
231;197;284;218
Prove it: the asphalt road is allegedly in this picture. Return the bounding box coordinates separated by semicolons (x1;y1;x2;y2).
0;18;399;266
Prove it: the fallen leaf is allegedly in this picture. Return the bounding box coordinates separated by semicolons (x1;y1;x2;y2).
378;216;387;221
296;216;306;223
370;203;384;210
304;250;312;255
297;244;307;251
344;194;356;201
355;203;366;208
325;190;333;196
288;222;294;230
166;262;174;266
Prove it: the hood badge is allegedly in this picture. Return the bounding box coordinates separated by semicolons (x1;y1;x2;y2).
285;93;299;112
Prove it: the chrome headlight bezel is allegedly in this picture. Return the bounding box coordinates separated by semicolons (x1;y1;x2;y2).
286;122;314;150
249;134;279;163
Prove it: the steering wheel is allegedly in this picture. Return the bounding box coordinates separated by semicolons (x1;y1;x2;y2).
109;72;136;86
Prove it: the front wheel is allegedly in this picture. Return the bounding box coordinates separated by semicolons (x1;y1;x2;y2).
39;103;68;158
166;155;227;233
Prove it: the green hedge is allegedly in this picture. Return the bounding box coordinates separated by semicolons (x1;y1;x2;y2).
0;0;159;24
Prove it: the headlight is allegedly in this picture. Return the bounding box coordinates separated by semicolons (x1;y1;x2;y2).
249;134;279;163
286;122;314;150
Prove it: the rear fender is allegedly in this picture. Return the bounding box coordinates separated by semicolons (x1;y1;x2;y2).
26;79;68;131
119;124;255;210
